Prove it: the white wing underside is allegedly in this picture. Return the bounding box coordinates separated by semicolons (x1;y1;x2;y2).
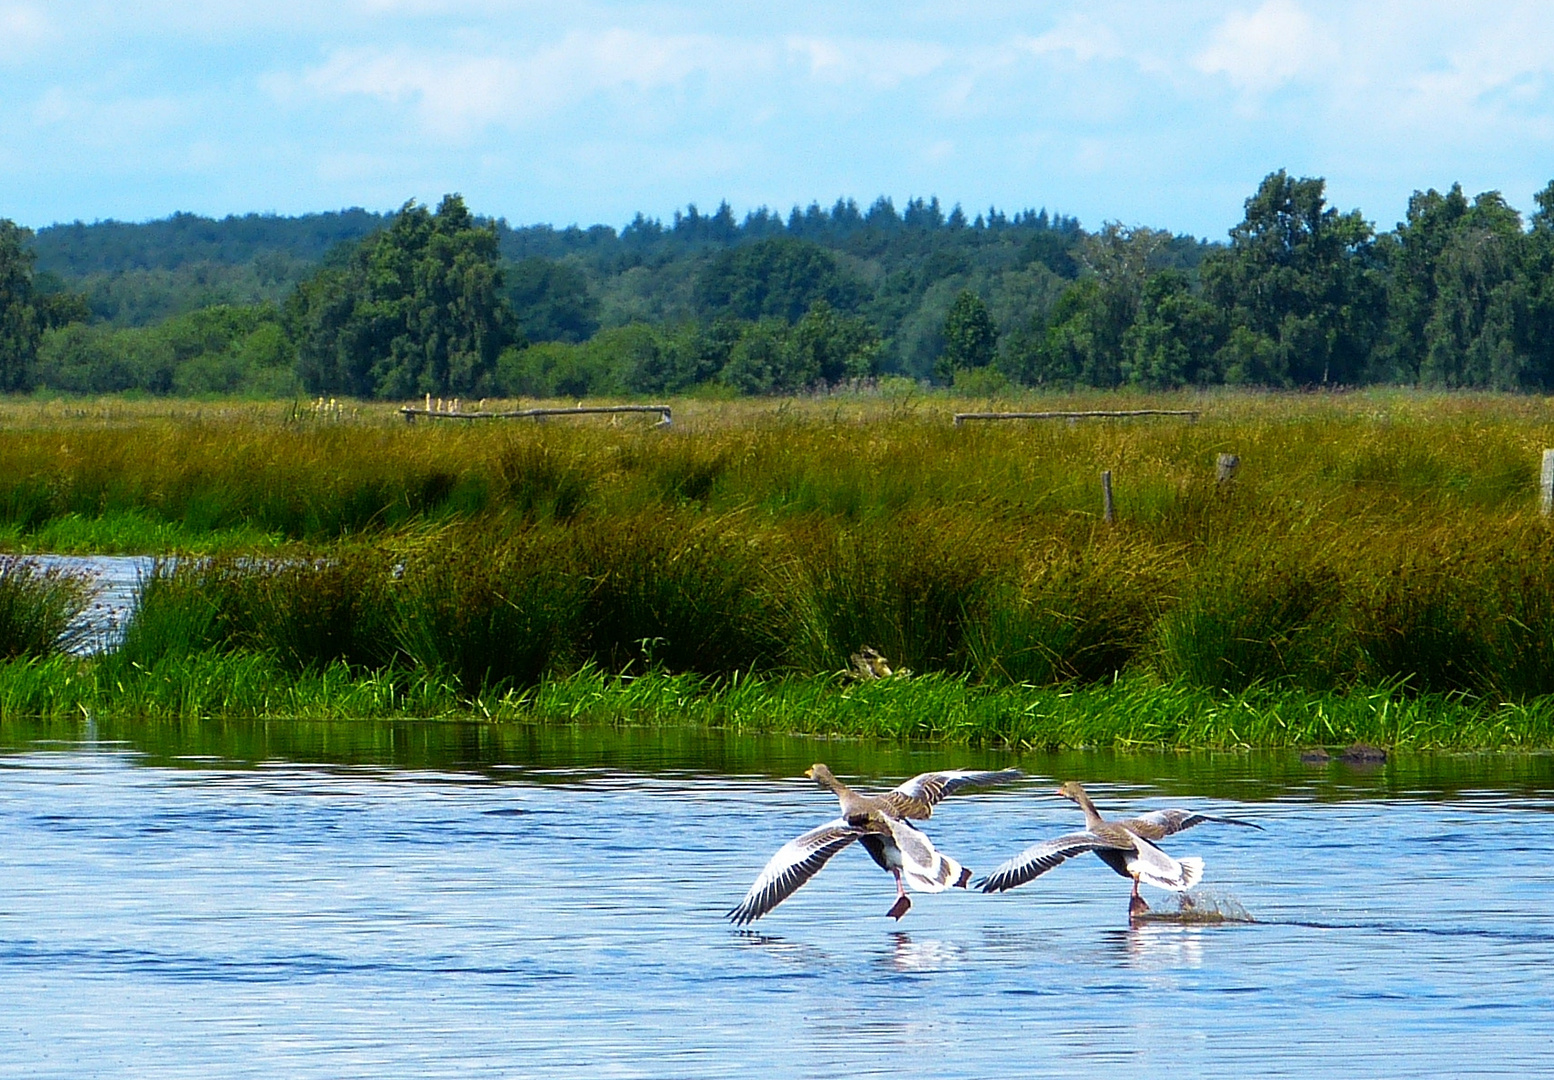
1124;832;1203;891
976;831;1113;892
979;830;1203;893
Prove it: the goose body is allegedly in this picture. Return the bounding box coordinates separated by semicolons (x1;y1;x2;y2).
728;764;1022;924
977;781;1261;917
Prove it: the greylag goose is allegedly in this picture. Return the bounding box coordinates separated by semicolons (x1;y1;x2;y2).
977;781;1262;917
728;764;1023;924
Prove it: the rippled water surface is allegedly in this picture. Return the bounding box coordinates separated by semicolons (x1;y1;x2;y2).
0;720;1550;1079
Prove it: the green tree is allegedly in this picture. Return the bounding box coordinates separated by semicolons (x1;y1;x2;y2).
1122;271;1226;388
791;300;880;384
1521;180;1554;388
288;195;519;398
0;221;42;392
1203;171;1384;386
1418;192;1529;388
507;257;599;343
695;237;864;322
1375;184;1471;381
935;290;997;382
719;318;793;394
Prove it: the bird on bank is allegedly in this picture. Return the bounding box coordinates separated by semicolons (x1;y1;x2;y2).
728;764;1023;925
977;781;1262;918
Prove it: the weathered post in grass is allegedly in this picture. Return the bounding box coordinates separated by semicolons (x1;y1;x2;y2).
1101;470;1115;524
1542;448;1554;519
1216;453;1241;489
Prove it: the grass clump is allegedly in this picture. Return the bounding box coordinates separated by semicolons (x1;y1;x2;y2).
393;528;583;691
0;557;92;658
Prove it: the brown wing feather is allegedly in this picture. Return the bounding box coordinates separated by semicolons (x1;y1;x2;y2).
1121;808;1263;841
882;768;1024;819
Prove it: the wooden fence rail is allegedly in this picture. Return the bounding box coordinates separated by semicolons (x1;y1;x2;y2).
401;404;672;426
953;409;1200;426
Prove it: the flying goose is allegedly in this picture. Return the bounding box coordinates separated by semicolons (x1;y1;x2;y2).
728;764;1023;924
977;781;1262;917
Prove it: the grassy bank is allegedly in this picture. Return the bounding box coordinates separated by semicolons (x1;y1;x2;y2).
0;390;1551;744
4;655;1553;750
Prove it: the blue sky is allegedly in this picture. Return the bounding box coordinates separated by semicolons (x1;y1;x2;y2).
4;1;1554;239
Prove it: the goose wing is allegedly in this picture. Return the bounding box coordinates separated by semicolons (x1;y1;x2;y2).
1124;833;1203;892
1123;808;1264;841
727;819;860;925
883;768;1025;820
975;831;1123;893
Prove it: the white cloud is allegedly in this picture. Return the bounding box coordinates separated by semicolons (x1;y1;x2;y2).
785;36;949;88
1194;0;1335;94
0;3;48;54
286;29;768;137
1017;17;1125;65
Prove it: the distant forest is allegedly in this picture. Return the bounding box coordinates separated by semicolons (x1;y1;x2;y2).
4;169;1554;398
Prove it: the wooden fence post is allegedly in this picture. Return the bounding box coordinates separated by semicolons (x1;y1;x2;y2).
1101;470;1115;524
1216;453;1241;490
1541;448;1554;519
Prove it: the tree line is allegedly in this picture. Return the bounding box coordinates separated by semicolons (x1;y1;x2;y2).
7;171;1554;398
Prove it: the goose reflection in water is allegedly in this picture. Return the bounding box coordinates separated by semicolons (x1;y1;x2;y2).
885;932;966;973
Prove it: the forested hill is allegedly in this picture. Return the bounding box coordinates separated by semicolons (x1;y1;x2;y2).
28;196;1112;333
32;209;390;275
29;210;391;326
7;172;1554;399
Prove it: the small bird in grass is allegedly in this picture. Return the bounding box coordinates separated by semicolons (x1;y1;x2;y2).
728;764;1023;925
977;781;1262;919
849;646;896;680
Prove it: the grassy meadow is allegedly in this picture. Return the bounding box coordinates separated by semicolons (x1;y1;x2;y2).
1;388;1552;748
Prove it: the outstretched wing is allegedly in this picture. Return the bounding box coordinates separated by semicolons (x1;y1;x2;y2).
975;830;1123;893
883;768;1025;820
727;819;860;925
1123;808;1264;841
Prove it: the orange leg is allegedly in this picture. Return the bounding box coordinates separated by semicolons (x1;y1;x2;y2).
1128;876;1149;918
886;869;912;920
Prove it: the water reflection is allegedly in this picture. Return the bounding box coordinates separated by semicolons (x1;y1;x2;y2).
1104;924;1209;969
5;713;1554;801
884;931;966;973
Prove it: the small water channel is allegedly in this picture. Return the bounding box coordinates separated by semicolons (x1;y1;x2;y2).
24;554;151;653
0;718;1548;1079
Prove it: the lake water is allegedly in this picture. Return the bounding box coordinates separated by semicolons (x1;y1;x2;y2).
0;720;1549;1078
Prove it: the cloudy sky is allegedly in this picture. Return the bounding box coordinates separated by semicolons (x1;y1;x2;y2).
3;1;1553;238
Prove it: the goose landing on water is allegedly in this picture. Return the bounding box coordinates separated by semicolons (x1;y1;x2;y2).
977;781;1263;919
728;764;1023;925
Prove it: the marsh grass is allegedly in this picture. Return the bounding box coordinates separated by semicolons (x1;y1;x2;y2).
0;557;92;658
393;528;583;691
6;390;1554;712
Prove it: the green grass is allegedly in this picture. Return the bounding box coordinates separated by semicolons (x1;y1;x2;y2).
4;655;1552;750
3;389;1554;722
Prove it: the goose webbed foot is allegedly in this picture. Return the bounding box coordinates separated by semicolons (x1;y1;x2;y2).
1128;878;1149;918
887;895;912;920
954;867;972;889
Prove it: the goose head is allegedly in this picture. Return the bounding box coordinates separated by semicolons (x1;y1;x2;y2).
1056;780;1088;803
